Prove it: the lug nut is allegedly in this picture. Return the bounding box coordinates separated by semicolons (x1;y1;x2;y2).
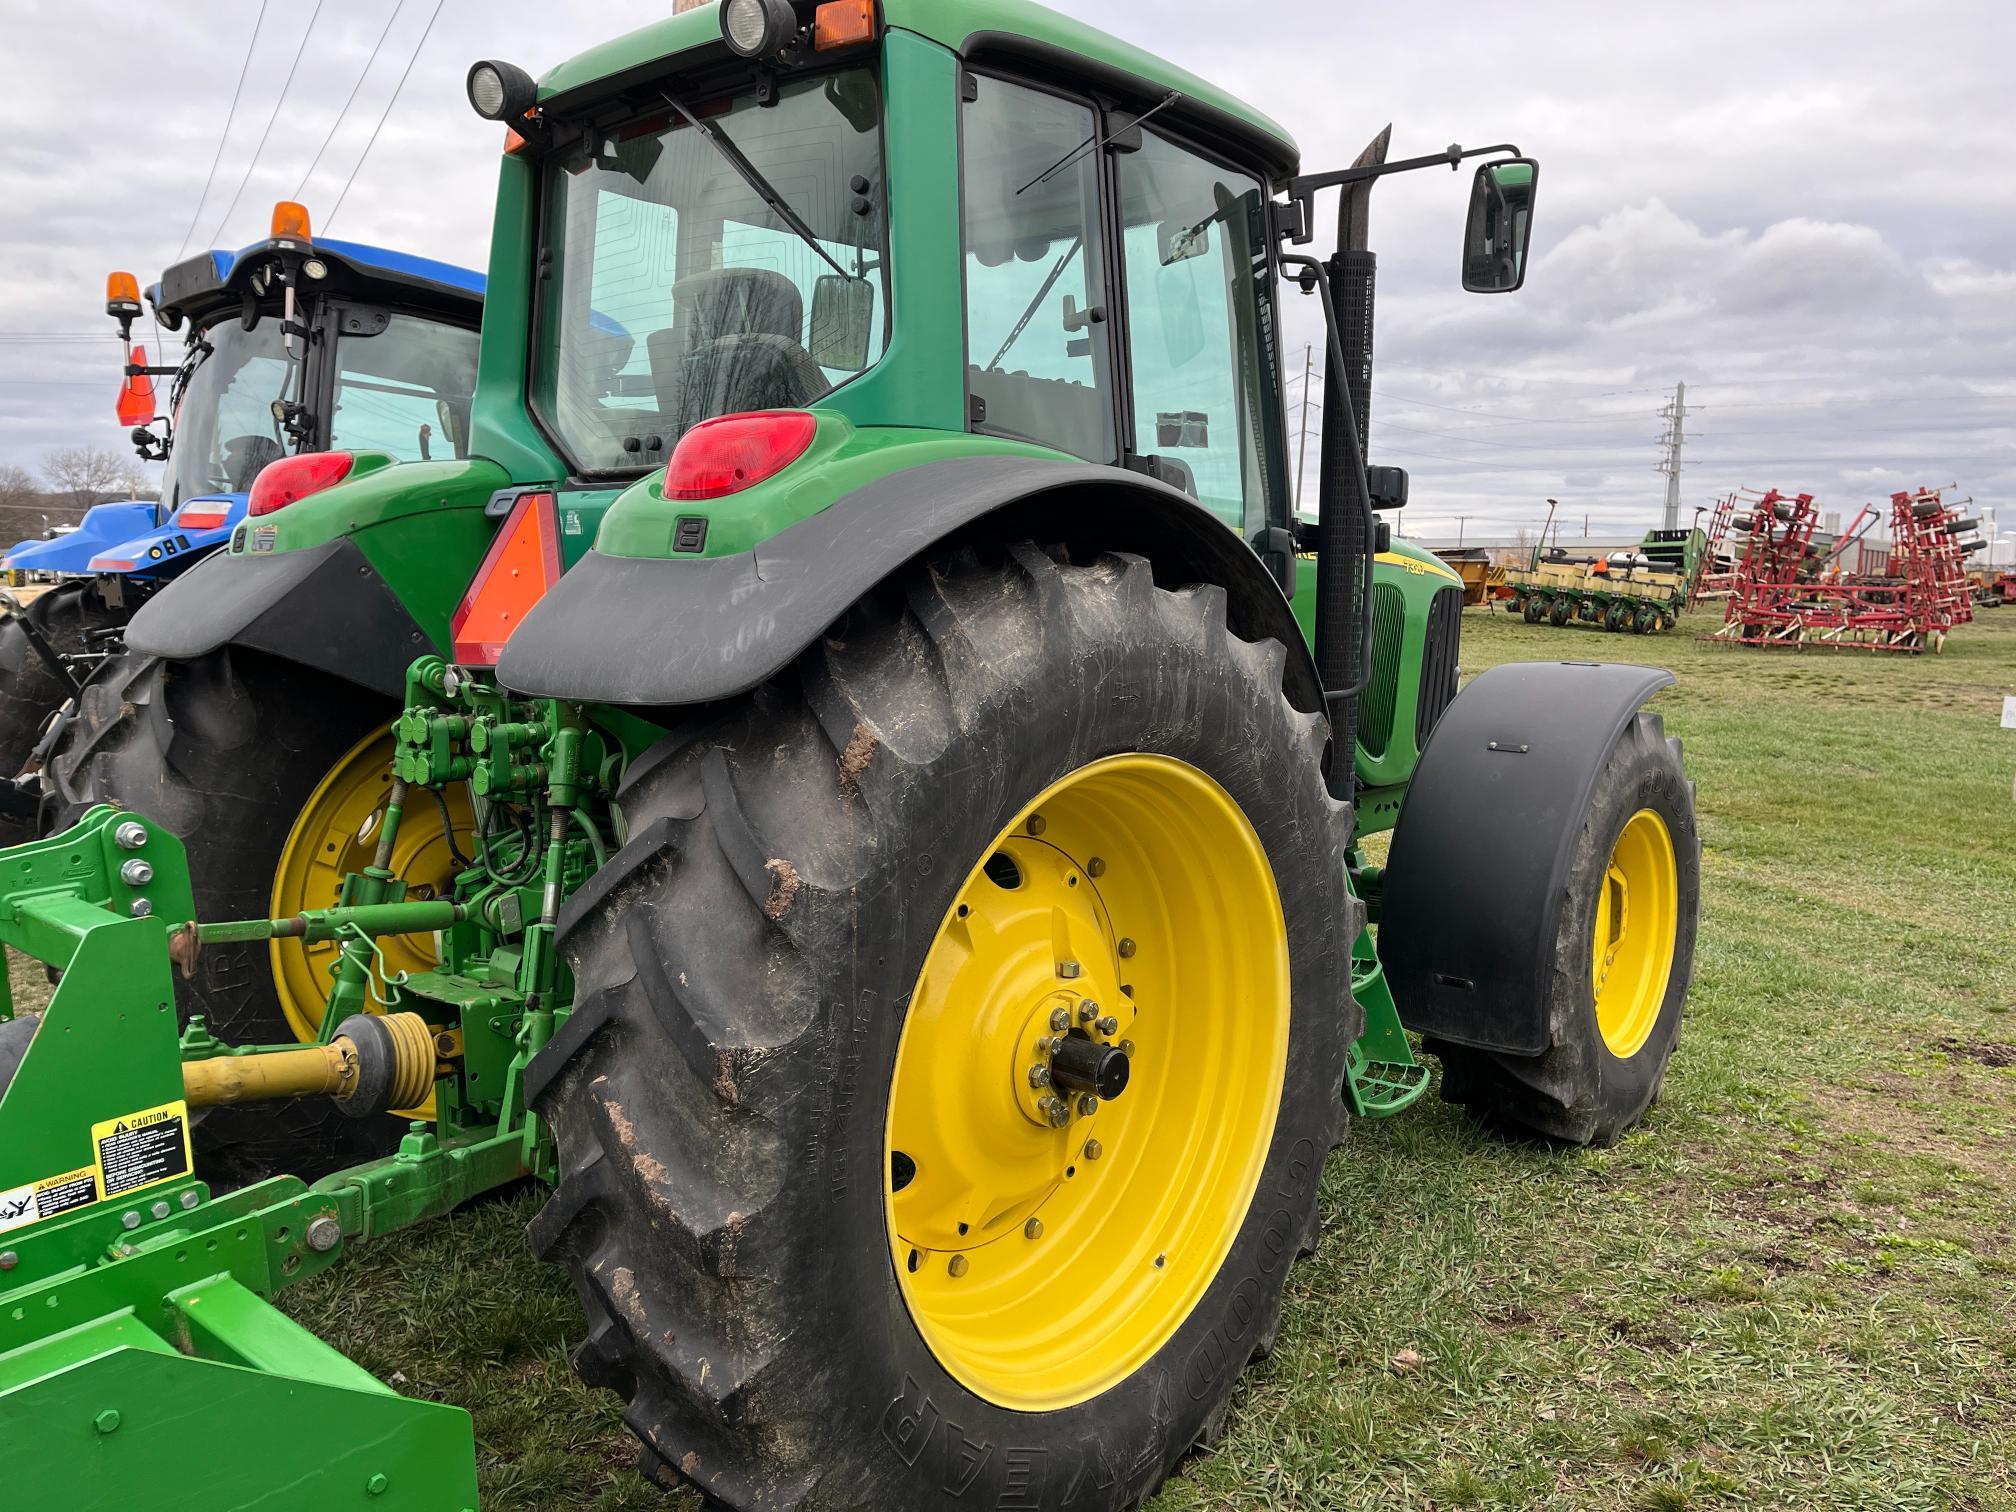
114;820;147;851
1121;1039;1136;1059
1096;1015;1119;1036
1117;937;1137;958
1078;1094;1100;1116
1049;1007;1071;1032
1043;1098;1070;1128
1083;1139;1103;1161
306;1216;342;1253
1057;959;1081;980
1028;1065;1051;1088
1077;1001;1099;1024
1024;1218;1043;1240
1025;814;1046;836
1087;857;1106;877
948;1254;969;1278
120;858;154;886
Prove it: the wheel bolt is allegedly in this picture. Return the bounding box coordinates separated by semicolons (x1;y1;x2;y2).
1028;1065;1051;1088
1078;1094;1099;1116
1095;1015;1119;1036
1057;960;1082;980
1087;857;1106;877
948;1255;969;1278
1077;1001;1099;1024
1026;814;1046;836
1049;1007;1071;1032
1083;1139;1103;1161
1024;1218;1043;1240
1121;1039;1136;1059
1117;937;1137;958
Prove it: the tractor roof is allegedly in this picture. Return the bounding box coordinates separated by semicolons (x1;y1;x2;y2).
538;0;1300;180
150;238;484;331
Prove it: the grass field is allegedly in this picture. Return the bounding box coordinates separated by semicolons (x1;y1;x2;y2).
19;605;2016;1509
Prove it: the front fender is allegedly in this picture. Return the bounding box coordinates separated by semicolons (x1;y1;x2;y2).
1378;660;1675;1055
4;501;161;574
498;455;1324;715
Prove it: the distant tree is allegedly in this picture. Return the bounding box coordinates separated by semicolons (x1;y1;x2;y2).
40;446;142;514
0;463;35;511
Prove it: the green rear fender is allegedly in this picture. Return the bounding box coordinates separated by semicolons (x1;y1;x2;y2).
122;455;512;697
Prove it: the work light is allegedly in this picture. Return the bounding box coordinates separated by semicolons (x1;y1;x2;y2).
467;59;536;122
721;0;799;57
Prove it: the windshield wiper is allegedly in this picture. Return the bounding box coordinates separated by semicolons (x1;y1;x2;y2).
658;87;851;280
1015;90;1182;195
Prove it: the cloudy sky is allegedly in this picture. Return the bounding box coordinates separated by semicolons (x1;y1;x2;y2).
2;0;2010;554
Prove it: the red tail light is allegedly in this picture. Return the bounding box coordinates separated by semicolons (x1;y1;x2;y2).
249;452;354;517
663;411;817;501
450;492;563;666
117;345;155;428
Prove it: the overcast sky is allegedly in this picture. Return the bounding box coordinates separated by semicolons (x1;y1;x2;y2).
2;0;2010;552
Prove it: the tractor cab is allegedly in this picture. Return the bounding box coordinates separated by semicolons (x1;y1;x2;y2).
3;203;484;593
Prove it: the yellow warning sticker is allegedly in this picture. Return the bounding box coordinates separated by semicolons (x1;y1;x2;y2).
91;1100;193;1199
0;1164;102;1235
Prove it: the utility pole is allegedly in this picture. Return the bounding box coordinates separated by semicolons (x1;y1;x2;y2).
1456;515;1469;547
1656;382;1695;531
1293;344;1313;513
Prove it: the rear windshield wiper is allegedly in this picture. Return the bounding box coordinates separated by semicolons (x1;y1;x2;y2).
658;87;851;280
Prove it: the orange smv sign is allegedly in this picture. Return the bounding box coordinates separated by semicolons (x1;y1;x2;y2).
450;492;563;666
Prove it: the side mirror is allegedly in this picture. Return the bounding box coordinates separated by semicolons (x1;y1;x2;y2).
1462;158;1539;293
809;275;874;371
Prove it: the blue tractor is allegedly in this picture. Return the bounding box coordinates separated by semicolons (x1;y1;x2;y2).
0;202;482;835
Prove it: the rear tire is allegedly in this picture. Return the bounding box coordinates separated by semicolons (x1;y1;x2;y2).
42;649;410;1182
528;543;1359;1510
1429;709;1697;1146
0;582;126;842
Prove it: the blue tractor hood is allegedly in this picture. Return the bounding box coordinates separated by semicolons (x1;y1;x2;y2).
5;500;162;574
151;235;482;331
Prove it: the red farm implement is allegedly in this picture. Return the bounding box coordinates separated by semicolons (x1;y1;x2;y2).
1709;487;1984;653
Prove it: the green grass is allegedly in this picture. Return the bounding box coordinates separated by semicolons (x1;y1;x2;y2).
18;607;2016;1509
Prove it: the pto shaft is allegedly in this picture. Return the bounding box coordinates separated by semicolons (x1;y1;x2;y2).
181;1012;438;1115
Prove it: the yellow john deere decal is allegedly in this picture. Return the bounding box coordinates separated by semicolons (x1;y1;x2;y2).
0;1164;100;1235
91;1099;193;1199
1375;550;1462;583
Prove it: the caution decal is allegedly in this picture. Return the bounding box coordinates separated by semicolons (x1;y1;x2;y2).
92;1099;193;1199
0;1165;101;1235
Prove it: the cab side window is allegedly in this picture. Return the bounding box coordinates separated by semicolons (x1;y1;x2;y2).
961;78;1113;462
1115;131;1277;530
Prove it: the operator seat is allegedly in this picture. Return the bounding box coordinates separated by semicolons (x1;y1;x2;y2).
646;268;826;436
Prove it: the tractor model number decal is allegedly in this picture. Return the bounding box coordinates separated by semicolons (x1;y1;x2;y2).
0;1164;99;1235
248;525;279;554
91;1099;193;1198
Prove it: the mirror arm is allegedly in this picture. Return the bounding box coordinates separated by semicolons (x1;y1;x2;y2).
1277;141;1523;246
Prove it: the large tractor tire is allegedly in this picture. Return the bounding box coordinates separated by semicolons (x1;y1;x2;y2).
0;1011;37;1100
528;543;1360;1510
1429;709;1697;1146
0;582;126;843
42;649;469;1183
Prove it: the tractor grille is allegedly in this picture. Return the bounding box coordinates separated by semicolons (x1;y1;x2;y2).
1415;586;1462;747
1359;583;1406;759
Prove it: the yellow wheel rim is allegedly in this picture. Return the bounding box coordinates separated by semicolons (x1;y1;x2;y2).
269;728;472;1112
1590;807;1679;1059
885;754;1290;1411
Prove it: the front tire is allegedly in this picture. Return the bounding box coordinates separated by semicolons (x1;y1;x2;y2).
528;544;1359;1510
1429;709;1697;1146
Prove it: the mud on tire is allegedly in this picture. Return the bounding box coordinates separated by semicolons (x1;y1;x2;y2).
527;543;1361;1511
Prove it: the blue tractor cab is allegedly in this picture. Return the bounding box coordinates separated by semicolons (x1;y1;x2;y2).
0;204;483;833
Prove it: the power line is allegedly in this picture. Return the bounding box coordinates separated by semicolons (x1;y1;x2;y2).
174;0;275;261
295;0;408;201
325;0;449;233
205;0;331;250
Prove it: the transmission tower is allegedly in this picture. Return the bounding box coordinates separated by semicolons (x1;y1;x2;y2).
1655;382;1697;531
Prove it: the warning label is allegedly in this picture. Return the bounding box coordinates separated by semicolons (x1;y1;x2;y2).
0;1165;102;1235
91;1100;192;1199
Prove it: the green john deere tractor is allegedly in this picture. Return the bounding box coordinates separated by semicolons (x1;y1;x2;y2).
0;3;1699;1507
